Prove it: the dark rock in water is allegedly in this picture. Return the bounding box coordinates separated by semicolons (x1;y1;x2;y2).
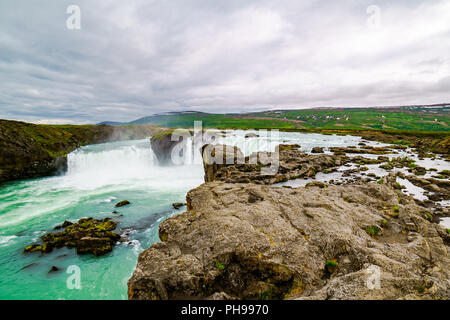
76;237;115;256
21;262;39;270
330;147;394;155
115;200;131;208
172;202;186;210
311;147;324;153
112;210;119;214
245;133;259;138
24;243;52;254
48;266;60;273
24;217;121;257
54;220;73;230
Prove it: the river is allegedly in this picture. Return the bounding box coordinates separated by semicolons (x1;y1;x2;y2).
0;131;447;299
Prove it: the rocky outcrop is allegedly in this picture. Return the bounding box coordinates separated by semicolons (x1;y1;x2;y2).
128;180;449;300
24;217;122;256
201;144;350;185
330;146;394;155
360;131;450;159
128;144;449;300
0;120;165;184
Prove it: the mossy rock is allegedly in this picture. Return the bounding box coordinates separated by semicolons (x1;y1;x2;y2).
24;217;120;256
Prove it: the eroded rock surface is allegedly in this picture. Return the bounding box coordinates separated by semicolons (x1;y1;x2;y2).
128;144;450;300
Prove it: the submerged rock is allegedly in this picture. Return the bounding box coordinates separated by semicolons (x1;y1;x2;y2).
24;217;121;257
48;266;60;273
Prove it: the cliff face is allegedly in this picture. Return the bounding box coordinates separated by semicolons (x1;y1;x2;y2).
149;130;179;165
128;145;449;300
0;120;164;184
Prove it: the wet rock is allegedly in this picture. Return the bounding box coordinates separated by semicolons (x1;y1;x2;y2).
245;133;259;138
115;200;131;208
24;217;121;257
48;266;60;273
330;147;394;155
311;147;324;153
21;262;39;270
54;221;73;230
172;202;186;210
24;243;52;254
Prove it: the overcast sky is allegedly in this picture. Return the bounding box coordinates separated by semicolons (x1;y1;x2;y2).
0;0;449;124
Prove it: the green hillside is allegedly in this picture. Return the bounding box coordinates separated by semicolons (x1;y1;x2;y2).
125;106;450;131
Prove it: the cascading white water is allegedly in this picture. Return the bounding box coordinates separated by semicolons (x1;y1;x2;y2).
67;140;155;177
177;130;283;166
62;139;160;190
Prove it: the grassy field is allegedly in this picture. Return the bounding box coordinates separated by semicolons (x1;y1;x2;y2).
126;106;450;132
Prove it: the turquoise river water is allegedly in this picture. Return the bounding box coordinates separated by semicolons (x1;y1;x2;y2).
0;132;381;299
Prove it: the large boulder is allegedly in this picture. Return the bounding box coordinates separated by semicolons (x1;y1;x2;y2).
128;182;449;300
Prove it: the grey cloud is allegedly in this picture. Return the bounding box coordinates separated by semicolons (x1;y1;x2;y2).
0;0;449;124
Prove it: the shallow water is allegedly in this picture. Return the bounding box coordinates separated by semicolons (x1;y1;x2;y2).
0;132;448;299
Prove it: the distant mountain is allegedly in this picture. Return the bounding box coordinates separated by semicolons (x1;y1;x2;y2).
97;104;450;131
97;121;126;125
